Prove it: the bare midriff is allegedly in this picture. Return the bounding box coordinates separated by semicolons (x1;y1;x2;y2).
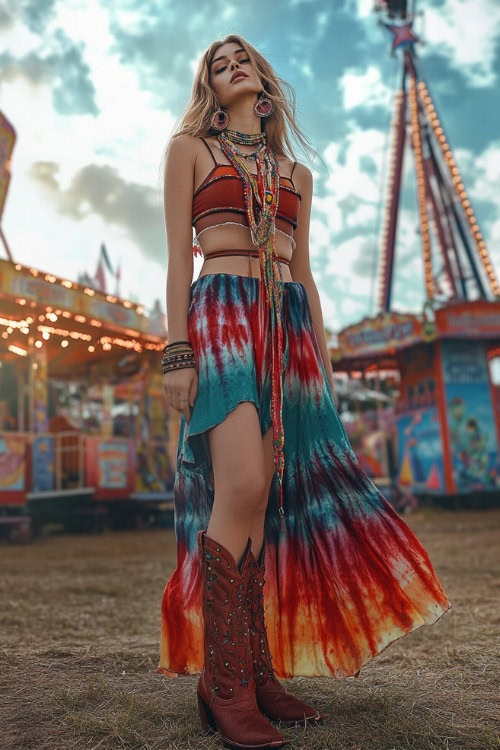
196;225;294;283
193;140;295;284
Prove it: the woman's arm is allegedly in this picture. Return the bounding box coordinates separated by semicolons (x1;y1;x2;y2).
289;163;337;403
164;133;197;343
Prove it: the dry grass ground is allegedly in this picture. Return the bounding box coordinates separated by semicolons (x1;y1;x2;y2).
1;507;499;750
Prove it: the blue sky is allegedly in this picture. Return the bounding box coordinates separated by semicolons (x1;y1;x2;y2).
1;0;499;333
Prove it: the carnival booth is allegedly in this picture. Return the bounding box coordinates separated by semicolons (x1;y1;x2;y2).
0;257;179;527
331;301;500;498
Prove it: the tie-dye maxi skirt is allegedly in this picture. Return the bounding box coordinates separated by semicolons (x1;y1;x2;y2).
158;272;451;679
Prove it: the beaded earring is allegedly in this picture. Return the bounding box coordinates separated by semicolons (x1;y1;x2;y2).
254;92;274;118
210;105;228;131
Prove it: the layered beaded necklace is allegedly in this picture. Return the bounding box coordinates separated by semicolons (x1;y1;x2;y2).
216;127;286;533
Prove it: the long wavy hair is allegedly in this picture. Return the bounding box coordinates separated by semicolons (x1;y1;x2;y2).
160;34;320;181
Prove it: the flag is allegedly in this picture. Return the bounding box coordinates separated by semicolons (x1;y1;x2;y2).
94;258;106;293
114;261;121;297
100;243;115;275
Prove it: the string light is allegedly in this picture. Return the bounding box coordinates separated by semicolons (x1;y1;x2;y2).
37;324;92;341
7;260;138;309
2;268;165;356
8;344;27;356
0;317;30;329
410;75;434;299
100;335;142;352
419;81;500;297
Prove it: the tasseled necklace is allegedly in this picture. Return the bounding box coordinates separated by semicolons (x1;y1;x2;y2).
217;127;287;533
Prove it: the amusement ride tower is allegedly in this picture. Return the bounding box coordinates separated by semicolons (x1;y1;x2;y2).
331;0;500;500
374;0;499;310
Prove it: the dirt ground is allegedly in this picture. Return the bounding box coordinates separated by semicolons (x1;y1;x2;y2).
1;507;499;750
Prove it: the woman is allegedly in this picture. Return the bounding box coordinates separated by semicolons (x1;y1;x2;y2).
158;34;451;750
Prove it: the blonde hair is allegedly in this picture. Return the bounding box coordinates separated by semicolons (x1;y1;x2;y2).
160;34;320;181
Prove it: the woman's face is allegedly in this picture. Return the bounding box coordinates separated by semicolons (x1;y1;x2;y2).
208;42;261;107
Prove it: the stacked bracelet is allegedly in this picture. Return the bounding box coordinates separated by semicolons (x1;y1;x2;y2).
161;340;196;374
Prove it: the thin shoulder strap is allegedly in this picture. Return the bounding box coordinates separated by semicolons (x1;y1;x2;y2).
290;160;297;180
199;136;218;167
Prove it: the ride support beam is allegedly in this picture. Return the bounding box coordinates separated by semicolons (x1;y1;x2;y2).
426;134;468;299
408;55;434;300
378;86;407;312
428;132;488;299
418;81;500;298
421;152;459;298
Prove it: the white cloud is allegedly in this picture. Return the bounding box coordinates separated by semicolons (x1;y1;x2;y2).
305;125;390;324
317;291;342;333
309;217;331;259
471;141;500;197
1;0;179;312
345;202;377;228
316;126;386;235
312;194;343;235
341;295;364;316
466;141;500;273
424;0;500;88
340;65;393;110
323;235;372;288
347;0;373;19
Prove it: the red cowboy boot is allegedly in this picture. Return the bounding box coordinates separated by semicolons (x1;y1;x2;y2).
246;544;327;724
196;531;290;749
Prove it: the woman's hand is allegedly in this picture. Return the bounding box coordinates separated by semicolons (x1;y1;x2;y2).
163;367;198;424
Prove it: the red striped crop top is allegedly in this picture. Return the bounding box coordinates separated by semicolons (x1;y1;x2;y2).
192;137;301;255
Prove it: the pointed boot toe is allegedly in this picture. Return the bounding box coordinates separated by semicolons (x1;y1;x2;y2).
256;676;326;724
246;545;325;725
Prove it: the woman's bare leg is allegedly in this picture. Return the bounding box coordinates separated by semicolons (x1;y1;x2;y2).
207;402;270;566
248;424;275;560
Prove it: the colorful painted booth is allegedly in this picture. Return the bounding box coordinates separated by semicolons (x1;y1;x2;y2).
331;300;500;497
0;258;179;515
